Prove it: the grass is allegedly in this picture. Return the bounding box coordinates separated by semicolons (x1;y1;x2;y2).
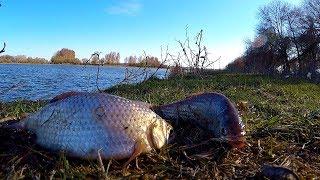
0;73;319;179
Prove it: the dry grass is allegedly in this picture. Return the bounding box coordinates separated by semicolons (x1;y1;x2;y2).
0;73;319;179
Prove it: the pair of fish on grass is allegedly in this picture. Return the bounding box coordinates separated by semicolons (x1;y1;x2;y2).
6;92;246;167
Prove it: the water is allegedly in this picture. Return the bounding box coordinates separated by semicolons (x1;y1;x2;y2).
0;64;167;102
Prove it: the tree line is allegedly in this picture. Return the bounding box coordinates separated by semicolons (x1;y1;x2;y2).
0;48;163;67
226;0;320;81
0;55;48;64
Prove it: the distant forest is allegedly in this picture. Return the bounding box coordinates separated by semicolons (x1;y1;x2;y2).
0;48;164;68
226;0;320;81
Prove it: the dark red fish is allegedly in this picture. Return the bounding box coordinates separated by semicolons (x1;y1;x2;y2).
260;165;299;180
152;92;246;148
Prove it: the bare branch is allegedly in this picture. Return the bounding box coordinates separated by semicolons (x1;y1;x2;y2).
0;42;6;54
174;29;218;75
91;52;103;92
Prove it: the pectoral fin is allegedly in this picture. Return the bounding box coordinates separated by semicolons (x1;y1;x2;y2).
50;91;80;103
122;139;147;175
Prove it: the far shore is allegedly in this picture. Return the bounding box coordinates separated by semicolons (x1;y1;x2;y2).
0;62;169;69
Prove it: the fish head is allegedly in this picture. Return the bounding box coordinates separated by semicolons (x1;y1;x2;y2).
149;118;173;149
150;92;246;148
207;93;246;148
182;93;246;148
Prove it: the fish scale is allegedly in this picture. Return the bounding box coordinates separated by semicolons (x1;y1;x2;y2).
22;92;172;159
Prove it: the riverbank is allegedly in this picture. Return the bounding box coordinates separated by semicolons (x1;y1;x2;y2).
0;73;319;178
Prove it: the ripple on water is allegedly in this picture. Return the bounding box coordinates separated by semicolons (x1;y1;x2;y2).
0;64;167;102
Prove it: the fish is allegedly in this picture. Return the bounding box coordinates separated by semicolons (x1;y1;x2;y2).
259;164;299;180
3;91;245;162
152;92;246;148
17;92;172;165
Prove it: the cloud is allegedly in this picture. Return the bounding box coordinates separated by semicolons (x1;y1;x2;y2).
106;0;142;16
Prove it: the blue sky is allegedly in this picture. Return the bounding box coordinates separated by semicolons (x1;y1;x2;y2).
0;0;302;68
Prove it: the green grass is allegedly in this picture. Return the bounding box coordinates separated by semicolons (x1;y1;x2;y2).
0;73;319;179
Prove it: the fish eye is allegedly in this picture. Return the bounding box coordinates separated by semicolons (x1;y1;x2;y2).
221;127;227;136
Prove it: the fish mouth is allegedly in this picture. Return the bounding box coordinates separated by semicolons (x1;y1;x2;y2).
225;135;246;149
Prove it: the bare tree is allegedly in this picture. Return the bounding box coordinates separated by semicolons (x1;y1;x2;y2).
105;52;120;65
226;0;320;81
258;1;292;74
258;1;290;36
124;55;137;66
305;0;320;31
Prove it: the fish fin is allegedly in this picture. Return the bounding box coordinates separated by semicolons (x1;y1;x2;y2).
122;139;147;175
149;122;159;149
50;91;80;103
186;92;205;99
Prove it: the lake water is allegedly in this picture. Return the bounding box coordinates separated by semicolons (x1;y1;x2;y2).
0;64;168;102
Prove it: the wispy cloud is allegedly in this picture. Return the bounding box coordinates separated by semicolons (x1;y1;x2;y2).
106;0;142;16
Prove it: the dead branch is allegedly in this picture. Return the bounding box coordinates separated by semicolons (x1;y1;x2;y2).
0;42;6;54
81;51;103;92
145;46;170;80
173;28;219;76
92;52;103;92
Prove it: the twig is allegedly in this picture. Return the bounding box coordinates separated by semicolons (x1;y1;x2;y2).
97;149;108;180
0;42;5;54
49;170;56;180
173;28;219;76
105;159;112;178
82;52;103;92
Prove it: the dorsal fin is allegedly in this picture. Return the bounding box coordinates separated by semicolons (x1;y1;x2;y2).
50;91;81;103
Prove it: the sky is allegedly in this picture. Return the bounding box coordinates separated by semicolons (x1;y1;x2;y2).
0;0;303;68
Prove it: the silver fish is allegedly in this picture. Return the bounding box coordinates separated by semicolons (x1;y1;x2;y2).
19;92;172;162
152;92;246;148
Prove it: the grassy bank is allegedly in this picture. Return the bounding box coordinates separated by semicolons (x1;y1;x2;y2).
0;73;319;179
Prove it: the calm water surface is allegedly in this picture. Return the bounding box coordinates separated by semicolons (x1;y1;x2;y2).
0;64;167;102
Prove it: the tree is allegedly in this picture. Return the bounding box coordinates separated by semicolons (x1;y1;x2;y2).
51;48;79;64
105;52;120;65
305;0;320;31
226;57;245;73
257;0;292;74
124;56;137;66
227;0;320;81
300;0;320;74
14;55;28;63
0;55;14;63
138;56;161;67
81;58;89;64
90;54;100;65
